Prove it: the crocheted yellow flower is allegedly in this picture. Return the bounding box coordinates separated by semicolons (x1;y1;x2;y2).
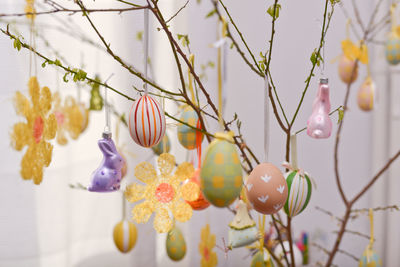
199;224;218;267
11;77;57;184
53;92;89;145
125;153;199;233
25;0;36;21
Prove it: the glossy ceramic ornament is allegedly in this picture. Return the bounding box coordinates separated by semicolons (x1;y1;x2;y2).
89;76;103;111
338;54;358;84
386;31;400;65
186;169;210;210
357;76;375;111
307;78;332;139
177;105;204;150
250;248;274;267
228;200;259;249
128;94;166;147
274;241;303;266
200;132;243;207
88;132;124;192
284;170;312;217
113;220;137;253
245;163;288;215
166;226;186;261
151;134;171;155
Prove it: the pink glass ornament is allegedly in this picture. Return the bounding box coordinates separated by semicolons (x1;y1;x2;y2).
88;132;124;192
307;78;332;139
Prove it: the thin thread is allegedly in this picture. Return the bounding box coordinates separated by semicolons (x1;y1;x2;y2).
264;74;270;163
104;74;115;133
144;9;149;94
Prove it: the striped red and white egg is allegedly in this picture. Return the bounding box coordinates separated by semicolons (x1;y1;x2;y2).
128;95;166;147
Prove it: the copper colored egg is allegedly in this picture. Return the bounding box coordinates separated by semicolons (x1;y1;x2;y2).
245;163;288;215
338;54;358;84
186;169;210;210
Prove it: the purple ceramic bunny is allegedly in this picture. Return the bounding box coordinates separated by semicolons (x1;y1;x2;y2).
88;132;124;192
306;78;332;139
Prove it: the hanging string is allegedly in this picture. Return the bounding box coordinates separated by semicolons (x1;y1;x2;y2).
290;134;298;169
103;74;114;133
143;9;150;95
264;74;270;163
346;19;351;39
217;18;227;129
390;4;397;33
196;120;202;169
369;208;374;248
258;215;266;256
122;193;127;220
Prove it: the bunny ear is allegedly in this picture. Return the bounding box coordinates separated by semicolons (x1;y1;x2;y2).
98;139;117;156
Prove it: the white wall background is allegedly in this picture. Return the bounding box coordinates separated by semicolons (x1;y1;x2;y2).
0;0;398;266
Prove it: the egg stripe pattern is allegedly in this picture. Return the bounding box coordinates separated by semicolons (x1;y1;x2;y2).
129;95;166;147
113;220;137;253
284;171;312;217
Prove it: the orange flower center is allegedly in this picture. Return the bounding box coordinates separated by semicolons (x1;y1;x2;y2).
33;116;44;144
203;247;210;261
155;183;175;203
54;111;65;126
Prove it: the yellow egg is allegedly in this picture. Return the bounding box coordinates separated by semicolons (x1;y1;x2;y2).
357;76;375;112
166;226;186;261
113;220;137;253
338;54;358;84
200;132;243;207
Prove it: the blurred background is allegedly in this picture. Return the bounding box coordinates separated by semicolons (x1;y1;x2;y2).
0;0;399;266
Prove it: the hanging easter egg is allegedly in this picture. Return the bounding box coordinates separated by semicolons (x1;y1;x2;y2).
245;163;288;215
128;94;166;147
357;77;375;111
166;226;186;261
151;134;171;155
120;151;128;179
200;132;243;207
274;241;303;266
338;54;358;84
89;76;103;111
359;249;382;267
386;31;400;65
88;132;124;192
177;105;204;150
284;170;312;217
228;200;258;249
113;220;137;253
250;248;274;267
186;169;210;210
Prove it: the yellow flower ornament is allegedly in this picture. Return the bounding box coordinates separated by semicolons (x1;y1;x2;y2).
125;153;199;233
199;224;218;267
341;39;369;64
53;92;89;145
11;77;57;184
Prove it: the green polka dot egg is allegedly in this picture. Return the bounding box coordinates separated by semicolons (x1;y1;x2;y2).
166;226;186;261
200;132;243;207
386;31;400;65
151;134;171;155
177;105;203;150
284;170;312;217
250;248;274;267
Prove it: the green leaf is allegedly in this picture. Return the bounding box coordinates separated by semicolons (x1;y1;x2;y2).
13;38;21;51
177;34;189;47
205;9;216;18
337;108;344;124
54;59;61;66
63;72;69;83
267;4;281;19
